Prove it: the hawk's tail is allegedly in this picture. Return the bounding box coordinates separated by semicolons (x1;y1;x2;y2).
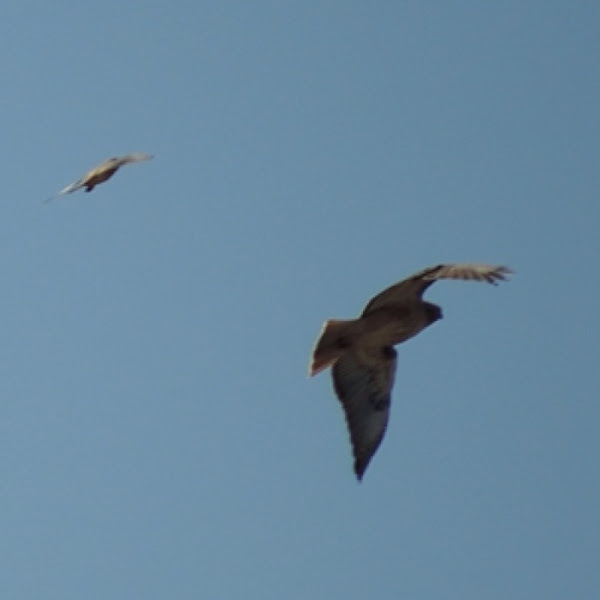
308;319;360;377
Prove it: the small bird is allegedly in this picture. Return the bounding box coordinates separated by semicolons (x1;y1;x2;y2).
46;153;153;202
309;263;512;481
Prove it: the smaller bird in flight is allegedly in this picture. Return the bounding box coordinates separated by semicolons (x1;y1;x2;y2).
46;152;153;202
309;263;512;481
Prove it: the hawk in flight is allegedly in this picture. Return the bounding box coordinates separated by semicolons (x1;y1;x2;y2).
46;153;153;202
309;263;512;481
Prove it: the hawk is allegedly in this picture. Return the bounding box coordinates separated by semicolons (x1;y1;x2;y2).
309;263;512;481
46;153;153;202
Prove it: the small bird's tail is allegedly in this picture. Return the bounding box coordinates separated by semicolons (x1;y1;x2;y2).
308;319;360;376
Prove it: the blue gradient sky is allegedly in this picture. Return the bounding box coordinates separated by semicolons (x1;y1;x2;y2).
2;3;599;599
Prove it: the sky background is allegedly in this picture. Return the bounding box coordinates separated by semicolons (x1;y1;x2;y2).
2;2;599;599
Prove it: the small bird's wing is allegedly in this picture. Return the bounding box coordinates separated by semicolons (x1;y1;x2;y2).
331;346;397;480
362;263;512;316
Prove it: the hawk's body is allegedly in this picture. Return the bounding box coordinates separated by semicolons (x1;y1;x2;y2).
46;153;153;202
309;263;512;480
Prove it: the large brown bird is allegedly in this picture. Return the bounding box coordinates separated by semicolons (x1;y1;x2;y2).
46;153;153;202
309;263;512;481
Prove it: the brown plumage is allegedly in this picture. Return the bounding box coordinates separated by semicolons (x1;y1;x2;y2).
46;153;153;202
309;263;512;480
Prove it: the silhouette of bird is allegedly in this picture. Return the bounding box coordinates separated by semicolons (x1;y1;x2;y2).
309;263;512;480
46;153;153;202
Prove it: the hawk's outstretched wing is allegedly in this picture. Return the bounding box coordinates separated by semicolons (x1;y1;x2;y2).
331;346;397;480
362;264;511;316
46;178;87;200
113;153;154;168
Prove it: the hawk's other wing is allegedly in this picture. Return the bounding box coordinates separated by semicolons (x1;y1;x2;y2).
362;263;511;316
115;152;154;167
332;346;397;480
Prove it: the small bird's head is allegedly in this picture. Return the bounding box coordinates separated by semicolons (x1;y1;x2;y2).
424;302;443;324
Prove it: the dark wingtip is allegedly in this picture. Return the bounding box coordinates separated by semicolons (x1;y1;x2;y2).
488;265;513;285
497;265;514;278
354;460;366;482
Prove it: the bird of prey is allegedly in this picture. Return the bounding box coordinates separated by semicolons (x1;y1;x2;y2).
46;152;153;202
308;263;512;481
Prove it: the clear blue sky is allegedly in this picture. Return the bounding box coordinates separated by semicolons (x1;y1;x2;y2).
2;2;599;598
